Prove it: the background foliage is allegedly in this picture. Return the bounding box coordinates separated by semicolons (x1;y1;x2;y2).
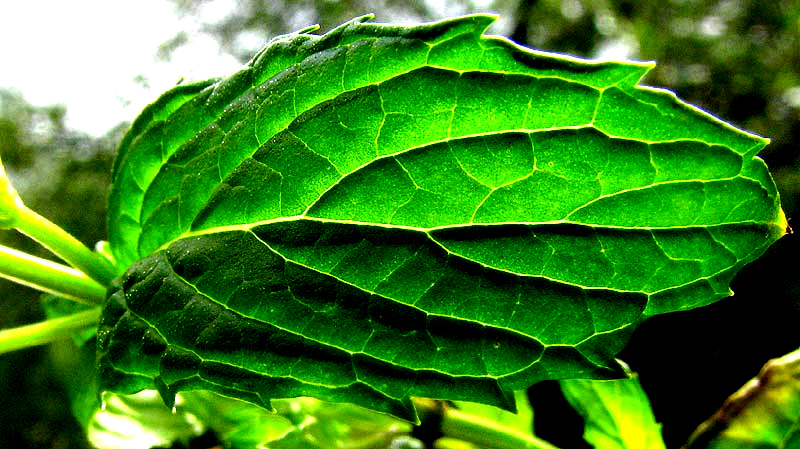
0;1;797;448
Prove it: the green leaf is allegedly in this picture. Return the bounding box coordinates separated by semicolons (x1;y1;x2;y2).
441;392;558;449
261;396;412;449
87;391;203;449
101;15;786;420
178;391;296;448
686;347;800;449
41;294;97;346
561;369;666;449
454;390;534;438
50;333;101;430
182;391;412;449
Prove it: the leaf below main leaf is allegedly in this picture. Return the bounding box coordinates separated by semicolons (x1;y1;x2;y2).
102;14;787;420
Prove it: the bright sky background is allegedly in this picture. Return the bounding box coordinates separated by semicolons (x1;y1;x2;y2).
0;0;628;137
0;0;242;136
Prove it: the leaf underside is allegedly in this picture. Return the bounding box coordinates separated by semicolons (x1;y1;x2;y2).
100;14;785;421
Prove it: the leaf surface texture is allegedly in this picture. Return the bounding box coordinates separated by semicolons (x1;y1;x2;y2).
101;15;786;419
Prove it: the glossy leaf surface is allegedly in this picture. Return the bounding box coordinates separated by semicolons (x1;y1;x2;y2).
100;15;786;420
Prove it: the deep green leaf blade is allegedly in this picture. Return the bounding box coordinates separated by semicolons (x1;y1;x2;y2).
103;15;787;419
107;14;657;268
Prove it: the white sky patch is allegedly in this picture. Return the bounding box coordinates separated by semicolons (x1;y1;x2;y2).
594;35;640;62
0;0;242;136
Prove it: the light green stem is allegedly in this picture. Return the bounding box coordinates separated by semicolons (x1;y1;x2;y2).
0;157;116;286
414;399;560;449
0;308;100;354
13;204;117;285
441;407;561;449
0;244;107;305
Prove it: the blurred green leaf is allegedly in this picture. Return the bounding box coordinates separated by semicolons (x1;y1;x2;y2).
265;397;412;449
686;347;800;449
41;294;96;346
87;391;203;449
84;389;410;449
179;391;293;448
561;369;667;449
181;392;411;449
454;391;534;438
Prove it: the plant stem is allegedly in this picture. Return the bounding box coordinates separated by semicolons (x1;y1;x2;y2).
1;158;116;285
0;308;100;354
0;244;107;305
414;399;561;449
442;408;561;449
13;203;117;285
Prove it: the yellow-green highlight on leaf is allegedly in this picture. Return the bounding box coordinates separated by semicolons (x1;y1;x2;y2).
185;391;413;449
443;392;558;449
101;14;787;421
88;391;204;449
561;368;666;449
178;391;296;448
263;396;413;449
454;390;534;438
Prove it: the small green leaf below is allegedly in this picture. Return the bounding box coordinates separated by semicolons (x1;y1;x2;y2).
41;294;97;346
453;390;534;438
88;391;203;449
561;368;667;449
180;391;411;449
179;391;296;448
100;14;787;420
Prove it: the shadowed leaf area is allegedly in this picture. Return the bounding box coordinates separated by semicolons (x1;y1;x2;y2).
99;14;786;420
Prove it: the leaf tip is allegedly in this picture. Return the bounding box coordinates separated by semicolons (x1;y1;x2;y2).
498;387;518;414
352;13;377;24
401;396;421;424
155;376;177;410
775;207;791;239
